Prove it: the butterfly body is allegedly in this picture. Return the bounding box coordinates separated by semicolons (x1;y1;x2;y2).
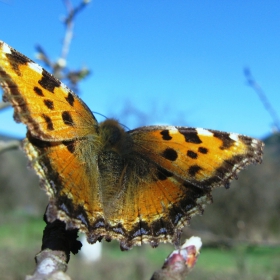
0;41;263;250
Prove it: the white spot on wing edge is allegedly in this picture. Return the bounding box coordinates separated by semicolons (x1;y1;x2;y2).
252;138;261;147
167;126;179;134
1;42;12;54
60;82;71;93
229;133;240;141
28;61;43;74
196;128;213;136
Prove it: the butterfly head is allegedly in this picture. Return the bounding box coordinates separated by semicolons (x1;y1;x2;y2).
99;119;132;154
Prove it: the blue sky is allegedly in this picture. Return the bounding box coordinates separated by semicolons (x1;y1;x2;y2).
1;0;280;139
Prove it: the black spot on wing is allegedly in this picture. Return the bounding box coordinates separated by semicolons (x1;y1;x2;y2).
62;141;75;153
55;194;90;229
10;48;30;64
237;135;253;146
188;165;202;177
34;86;44;96
156;166;173;181
168;204;185;226
44;99;54;110
62;111;74;126
111;223;126;236
6;48;31;76
151;218;173;236
187;150;198;159
178;128;202;144
65;92;75;106
183;181;210;198
38;69;61;93
161;148;178;161
27;133;54;148
210;131;235;149
198;147;208;154
130;220;151;238
42;114;54;130
160;130;172;140
178;195;197;213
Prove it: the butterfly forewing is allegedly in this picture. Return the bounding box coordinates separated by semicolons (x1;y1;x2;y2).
0;41;97;141
129;126;263;188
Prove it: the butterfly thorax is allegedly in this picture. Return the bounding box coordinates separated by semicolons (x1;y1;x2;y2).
97;119;154;212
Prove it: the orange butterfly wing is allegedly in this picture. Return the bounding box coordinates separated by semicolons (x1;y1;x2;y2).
129;126;262;188
0;41;97;141
0;41;108;239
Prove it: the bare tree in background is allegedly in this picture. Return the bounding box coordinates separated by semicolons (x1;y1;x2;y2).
244;67;280;133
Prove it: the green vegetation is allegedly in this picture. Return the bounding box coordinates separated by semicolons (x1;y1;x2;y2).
0;215;279;279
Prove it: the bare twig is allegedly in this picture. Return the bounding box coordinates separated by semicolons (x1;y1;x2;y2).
35;0;91;92
151;237;202;280
35;45;53;69
244;67;280;132
25;250;70;280
62;0;90;62
64;0;90;25
26;213;82;280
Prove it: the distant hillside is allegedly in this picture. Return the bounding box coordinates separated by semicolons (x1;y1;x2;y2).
264;133;280;146
0;134;47;215
0;134;21;141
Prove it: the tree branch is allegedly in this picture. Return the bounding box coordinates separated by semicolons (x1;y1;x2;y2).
244;67;280;132
151;237;202;280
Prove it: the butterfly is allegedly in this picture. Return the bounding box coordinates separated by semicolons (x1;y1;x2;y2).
0;41;263;250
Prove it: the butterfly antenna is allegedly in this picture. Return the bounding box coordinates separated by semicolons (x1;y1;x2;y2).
120;123;130;131
91;111;130;130
91;111;108;119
